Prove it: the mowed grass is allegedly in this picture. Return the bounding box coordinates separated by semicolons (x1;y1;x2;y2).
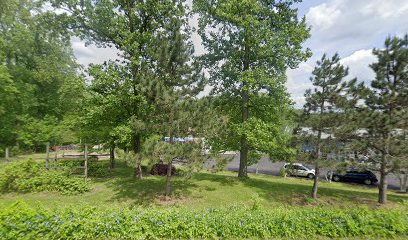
1;159;407;210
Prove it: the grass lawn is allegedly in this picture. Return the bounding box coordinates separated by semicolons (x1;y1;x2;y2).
0;159;407;210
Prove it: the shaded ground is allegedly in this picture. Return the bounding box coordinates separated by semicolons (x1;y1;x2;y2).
0;161;406;210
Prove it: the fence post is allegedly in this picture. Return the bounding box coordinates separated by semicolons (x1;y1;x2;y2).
84;144;88;179
46;143;50;170
54;145;58;170
5;148;9;162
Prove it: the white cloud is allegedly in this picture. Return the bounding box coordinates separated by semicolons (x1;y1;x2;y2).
305;0;408;56
287;49;377;108
286;62;314;108
72;41;95;58
307;1;342;30
190;14;206;56
361;0;408;19
283;0;408;107
71;37;121;67
340;49;376;83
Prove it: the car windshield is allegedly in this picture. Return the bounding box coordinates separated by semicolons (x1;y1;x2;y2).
284;164;310;171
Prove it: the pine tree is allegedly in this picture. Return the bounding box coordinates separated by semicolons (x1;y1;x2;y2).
345;35;408;203
149;15;206;196
395;111;408;193
299;53;349;199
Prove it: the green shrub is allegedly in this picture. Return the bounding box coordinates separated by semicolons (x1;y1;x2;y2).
58;160;110;177
0;160;89;195
279;167;288;177
0;202;407;239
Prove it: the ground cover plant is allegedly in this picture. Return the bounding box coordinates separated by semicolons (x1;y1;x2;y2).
0;160;89;195
0;201;407;239
0;159;407;239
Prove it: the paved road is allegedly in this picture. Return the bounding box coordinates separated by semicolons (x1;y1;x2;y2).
215;153;402;190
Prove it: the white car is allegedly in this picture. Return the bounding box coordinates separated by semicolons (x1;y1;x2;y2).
282;163;315;179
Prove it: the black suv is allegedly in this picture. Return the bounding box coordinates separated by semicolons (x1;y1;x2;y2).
329;170;378;185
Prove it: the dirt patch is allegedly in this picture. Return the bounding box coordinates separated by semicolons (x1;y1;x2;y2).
90;187;104;193
156;195;187;206
37;192;59;197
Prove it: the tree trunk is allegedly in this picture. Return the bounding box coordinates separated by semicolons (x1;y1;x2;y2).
378;165;388;204
109;145;115;169
399;171;407;193
238;37;250;179
133;134;142;179
134;164;142;179
165;159;173;197
311;166;320;199
239;141;249;178
239;91;249;179
312;95;324;199
328;171;333;183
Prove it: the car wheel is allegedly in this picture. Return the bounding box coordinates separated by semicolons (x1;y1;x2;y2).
363;179;372;185
333;176;341;182
307;173;314;179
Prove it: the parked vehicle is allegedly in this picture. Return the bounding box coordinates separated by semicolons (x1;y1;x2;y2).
329;170;378;185
282;163;315;179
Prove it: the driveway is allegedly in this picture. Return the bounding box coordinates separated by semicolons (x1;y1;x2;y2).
216;153;402;190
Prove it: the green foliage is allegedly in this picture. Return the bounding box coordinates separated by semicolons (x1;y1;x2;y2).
76;63;136;149
250;193;263;210
338;35;408;203
15;115;66;150
296;53;349;198
0;65;17;147
143;137;207;195
0;0;83;150
0;202;407;239
208;153;233;174
194;0;311;177
0;160;89;195
58;160;110;177
298;53;349;160
279;167;288;178
51;0;192;170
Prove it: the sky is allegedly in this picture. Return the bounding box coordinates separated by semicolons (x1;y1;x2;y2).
72;0;408;108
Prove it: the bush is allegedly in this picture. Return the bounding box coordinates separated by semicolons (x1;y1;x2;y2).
58;160;110;177
0;202;407;239
150;163;176;176
141;165;149;175
279;167;288;177
0;160;89;195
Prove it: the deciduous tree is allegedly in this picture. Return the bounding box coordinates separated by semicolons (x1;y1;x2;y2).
50;0;189;178
194;0;311;178
0;0;83;151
